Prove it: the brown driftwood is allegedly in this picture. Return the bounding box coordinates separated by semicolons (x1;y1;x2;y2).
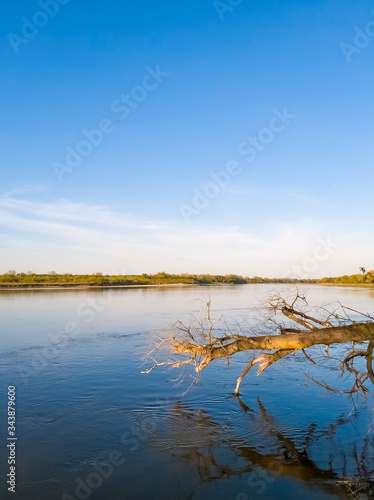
144;292;374;396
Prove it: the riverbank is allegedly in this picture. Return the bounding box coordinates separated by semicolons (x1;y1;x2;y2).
1;274;372;290
0;272;317;289
0;282;199;291
1;282;367;292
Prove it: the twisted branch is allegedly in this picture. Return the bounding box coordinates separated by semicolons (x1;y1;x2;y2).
144;293;374;396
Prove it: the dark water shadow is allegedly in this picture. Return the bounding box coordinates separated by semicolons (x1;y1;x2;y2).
147;396;374;499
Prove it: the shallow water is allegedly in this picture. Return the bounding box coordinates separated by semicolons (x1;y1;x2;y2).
0;284;373;499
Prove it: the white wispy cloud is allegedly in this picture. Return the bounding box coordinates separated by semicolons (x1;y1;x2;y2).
0;192;371;277
0;195;168;230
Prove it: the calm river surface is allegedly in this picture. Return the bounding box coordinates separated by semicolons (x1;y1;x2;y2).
0;284;373;500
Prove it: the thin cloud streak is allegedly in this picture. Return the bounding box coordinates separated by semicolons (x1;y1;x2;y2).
0;195;371;277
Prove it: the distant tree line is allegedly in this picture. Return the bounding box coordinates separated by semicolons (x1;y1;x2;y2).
0;272;317;287
2;269;372;287
319;269;374;285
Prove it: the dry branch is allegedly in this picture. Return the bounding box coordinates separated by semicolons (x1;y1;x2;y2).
144;292;374;396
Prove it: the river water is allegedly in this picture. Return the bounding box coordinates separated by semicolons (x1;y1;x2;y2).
0;284;373;500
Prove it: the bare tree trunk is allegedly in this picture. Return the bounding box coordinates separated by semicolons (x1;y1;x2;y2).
144;293;374;396
173;322;374;361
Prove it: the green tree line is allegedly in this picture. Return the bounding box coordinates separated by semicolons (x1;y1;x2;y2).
319;269;374;285
0;272;316;287
2;270;373;287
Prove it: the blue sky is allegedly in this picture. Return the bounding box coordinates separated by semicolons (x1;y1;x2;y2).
1;0;373;276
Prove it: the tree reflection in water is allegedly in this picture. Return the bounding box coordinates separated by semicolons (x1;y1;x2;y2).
150;396;374;499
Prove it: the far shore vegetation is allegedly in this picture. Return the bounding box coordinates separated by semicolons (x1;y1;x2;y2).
0;269;373;288
0;271;314;287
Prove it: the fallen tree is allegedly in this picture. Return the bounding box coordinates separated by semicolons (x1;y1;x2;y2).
143;292;374;396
